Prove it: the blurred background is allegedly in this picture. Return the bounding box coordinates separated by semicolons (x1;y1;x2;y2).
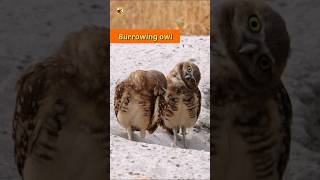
109;0;210;179
110;0;210;35
211;0;320;179
0;0;107;179
1;0;320;179
267;0;320;179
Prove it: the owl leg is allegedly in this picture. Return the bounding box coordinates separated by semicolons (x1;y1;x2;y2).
181;127;187;148
127;126;133;140
140;130;146;139
171;128;178;147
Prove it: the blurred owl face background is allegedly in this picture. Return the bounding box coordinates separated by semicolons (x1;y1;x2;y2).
212;0;290;93
211;0;293;179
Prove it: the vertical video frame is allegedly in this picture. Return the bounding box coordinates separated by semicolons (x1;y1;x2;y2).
110;0;210;179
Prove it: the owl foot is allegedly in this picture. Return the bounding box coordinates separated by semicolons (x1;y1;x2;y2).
171;128;178;148
182;127;187;148
171;142;177;148
127;127;133;141
140;131;146;139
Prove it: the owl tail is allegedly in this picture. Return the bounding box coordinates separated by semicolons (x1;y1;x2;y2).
148;96;162;134
147;123;158;134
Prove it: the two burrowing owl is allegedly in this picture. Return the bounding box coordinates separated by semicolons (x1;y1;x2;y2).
157;61;201;148
114;70;167;140
12;26;108;180
212;0;292;180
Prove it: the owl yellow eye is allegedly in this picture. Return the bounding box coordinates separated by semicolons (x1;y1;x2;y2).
187;67;192;72
248;15;261;33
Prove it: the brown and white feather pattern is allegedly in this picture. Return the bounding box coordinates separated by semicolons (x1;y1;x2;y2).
164;83;201;128
12;25;108;180
114;70;167;139
158;61;201;146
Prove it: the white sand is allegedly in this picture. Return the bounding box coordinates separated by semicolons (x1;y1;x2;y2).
110;135;210;180
110;36;210;179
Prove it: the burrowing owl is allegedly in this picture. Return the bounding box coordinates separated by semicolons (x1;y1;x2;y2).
114;70;167;140
12;25;108;180
212;0;292;180
157;61;201;148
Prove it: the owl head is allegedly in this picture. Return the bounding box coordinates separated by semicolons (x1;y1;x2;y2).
177;61;201;89
60;25;109;80
126;70;167;97
212;0;290;91
149;70;167;97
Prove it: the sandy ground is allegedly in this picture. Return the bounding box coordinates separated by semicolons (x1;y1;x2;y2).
0;0;107;179
0;0;320;179
109;36;210;179
110;135;210;179
110;36;210;151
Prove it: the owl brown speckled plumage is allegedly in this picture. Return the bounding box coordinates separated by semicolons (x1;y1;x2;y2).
212;0;292;180
12;25;108;180
157;61;201;148
114;70;167;140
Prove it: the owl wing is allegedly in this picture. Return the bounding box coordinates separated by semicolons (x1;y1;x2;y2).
155;95;176;135
13;59;72;175
276;82;292;179
196;87;202;119
114;81;125;117
12;62;50;175
148;95;165;134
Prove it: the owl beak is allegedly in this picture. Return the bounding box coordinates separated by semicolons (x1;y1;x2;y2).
238;42;259;54
185;74;192;80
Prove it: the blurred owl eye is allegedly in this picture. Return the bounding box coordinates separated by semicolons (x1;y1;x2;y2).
257;56;272;71
187;67;192;72
248;15;261;33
